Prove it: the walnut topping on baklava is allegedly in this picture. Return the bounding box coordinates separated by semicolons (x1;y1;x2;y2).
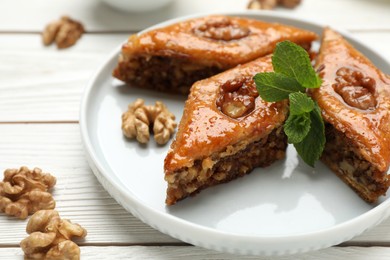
216;77;259;119
193;17;251;41
332;67;377;110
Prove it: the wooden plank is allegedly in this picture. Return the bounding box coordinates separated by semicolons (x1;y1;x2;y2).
0;33;127;122
1;123;390;246
1;32;390;123
2;246;390;260
0;123;178;245
0;0;389;32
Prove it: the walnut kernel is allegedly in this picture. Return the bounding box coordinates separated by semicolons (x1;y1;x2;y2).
247;0;277;10
42;21;62;46
21;210;87;260
42;16;84;49
0;167;56;219
217;78;259;119
193;17;250;41
333;67;377;110
247;0;301;10
279;0;302;8
153;101;177;145
122;99;177;145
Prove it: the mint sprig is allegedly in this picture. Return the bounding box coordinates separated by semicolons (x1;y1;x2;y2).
272;41;322;89
294;103;325;167
254;41;325;167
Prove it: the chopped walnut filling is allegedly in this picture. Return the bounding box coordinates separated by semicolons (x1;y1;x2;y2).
216;77;259;118
165;127;287;205
0;167;56;219
322;124;389;202
116;55;222;95
333;67;377;110
193;17;250;41
20;210;87;260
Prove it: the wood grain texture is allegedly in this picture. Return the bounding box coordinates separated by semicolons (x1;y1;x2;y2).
0;33;126;122
0;32;390;123
0;124;178;246
1;123;390;247
0;0;390;32
2;246;390;260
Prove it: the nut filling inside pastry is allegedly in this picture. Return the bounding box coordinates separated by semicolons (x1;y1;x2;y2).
116;55;223;94
322;124;390;202
311;27;390;203
165;127;287;205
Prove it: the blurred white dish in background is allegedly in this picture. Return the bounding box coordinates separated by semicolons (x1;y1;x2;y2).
102;0;174;12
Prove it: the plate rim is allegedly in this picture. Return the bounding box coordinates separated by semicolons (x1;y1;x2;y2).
80;10;390;256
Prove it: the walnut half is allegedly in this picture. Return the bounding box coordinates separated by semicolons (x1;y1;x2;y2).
20;210;87;260
122;99;177;145
333;67;377;110
216;78;259;119
247;0;301;10
193;17;250;41
0;167;56;219
42;16;84;49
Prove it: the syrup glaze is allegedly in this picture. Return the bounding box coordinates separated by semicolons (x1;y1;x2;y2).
121;15;317;68
311;28;390;172
164;55;288;172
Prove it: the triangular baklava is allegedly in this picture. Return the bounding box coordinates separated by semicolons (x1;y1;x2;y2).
311;28;390;203
113;15;317;94
164;55;288;205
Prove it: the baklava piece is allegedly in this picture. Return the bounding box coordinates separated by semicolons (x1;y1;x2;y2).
311;28;390;203
113;15;317;94
164;56;288;205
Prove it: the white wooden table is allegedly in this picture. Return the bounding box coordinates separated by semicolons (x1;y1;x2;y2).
1;0;390;259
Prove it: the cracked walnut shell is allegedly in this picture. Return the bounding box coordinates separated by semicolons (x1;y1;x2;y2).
21;210;87;260
0;167;56;219
122;98;177;145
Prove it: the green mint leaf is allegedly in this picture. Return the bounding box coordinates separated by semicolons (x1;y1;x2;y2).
284;93;315;144
272;41;322;89
289;92;315;115
293;102;325;167
284;113;311;144
253;72;305;102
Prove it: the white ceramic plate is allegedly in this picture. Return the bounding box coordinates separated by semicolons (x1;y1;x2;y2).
80;11;390;256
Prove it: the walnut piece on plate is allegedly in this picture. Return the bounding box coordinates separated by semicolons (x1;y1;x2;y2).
0;167;56;219
247;0;301;10
122;98;177;145
20;210;87;260
247;0;278;10
42;16;85;49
